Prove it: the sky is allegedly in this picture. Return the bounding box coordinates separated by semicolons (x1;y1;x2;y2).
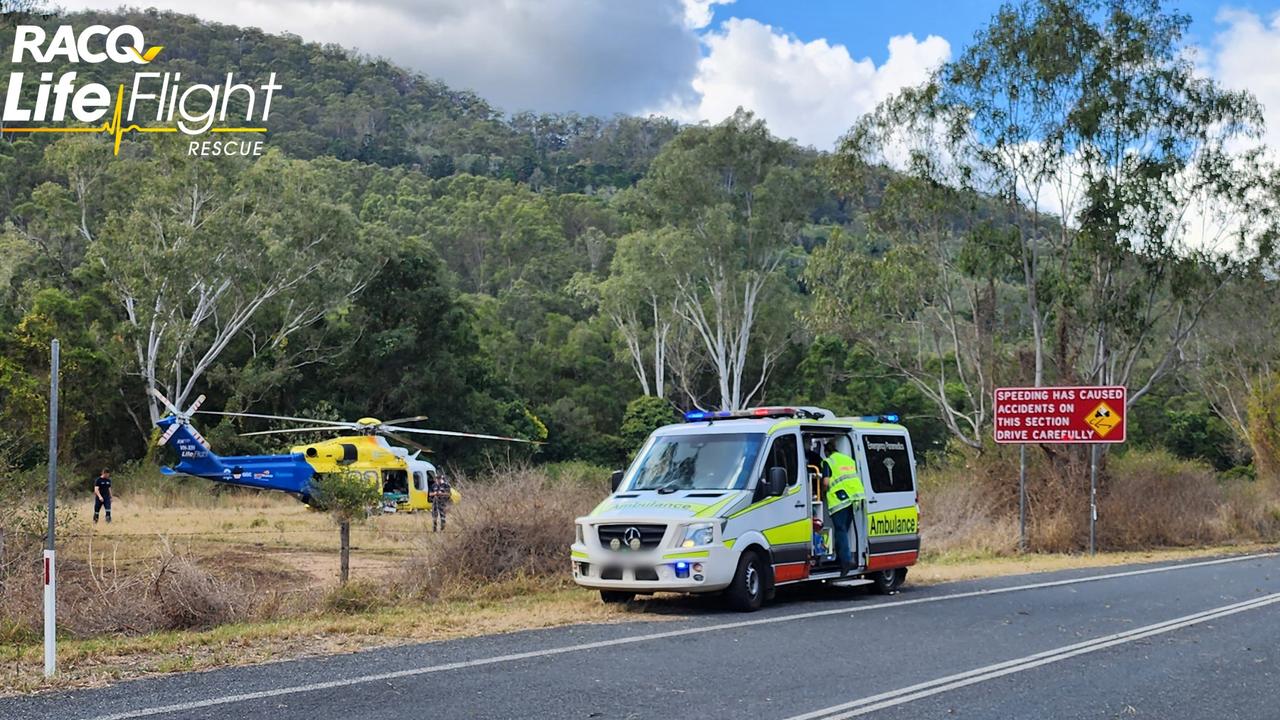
57;0;1280;151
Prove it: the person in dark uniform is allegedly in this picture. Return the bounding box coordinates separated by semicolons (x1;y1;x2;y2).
93;469;112;524
429;472;452;532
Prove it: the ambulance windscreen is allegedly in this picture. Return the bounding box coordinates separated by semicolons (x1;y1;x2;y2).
624;433;764;492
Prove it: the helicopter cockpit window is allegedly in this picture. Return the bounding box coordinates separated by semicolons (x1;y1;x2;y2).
339;443;358;465
413;471;427;493
383;470;408;495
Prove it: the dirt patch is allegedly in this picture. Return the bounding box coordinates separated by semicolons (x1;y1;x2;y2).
277;550;401;586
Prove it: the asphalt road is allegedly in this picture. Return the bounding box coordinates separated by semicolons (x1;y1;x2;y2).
6;552;1278;720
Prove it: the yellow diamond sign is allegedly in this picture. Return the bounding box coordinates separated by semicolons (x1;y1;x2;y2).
1084;401;1120;438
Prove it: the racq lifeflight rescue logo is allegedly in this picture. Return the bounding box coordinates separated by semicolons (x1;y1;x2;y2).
1;23;279;156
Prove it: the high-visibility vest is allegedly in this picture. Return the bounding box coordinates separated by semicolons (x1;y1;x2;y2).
824;452;865;513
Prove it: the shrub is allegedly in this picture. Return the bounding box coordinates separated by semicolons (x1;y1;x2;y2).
397;466;606;599
1097;451;1223;548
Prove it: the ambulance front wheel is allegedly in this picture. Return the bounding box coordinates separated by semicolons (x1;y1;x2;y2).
600;590;635;604
725;550;769;612
871;567;907;594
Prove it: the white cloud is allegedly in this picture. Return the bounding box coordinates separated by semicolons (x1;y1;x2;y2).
62;0;701;116
681;0;734;30
1211;8;1280;150
661;18;950;149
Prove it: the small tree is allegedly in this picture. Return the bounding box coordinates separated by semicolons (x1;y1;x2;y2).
619;396;678;455
310;471;380;586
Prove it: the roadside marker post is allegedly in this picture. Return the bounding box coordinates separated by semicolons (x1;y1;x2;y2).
44;339;59;678
995;385;1126;556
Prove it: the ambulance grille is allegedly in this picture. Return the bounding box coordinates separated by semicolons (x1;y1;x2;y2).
597;524;666;551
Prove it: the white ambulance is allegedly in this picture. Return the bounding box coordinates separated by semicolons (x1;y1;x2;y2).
570;407;920;611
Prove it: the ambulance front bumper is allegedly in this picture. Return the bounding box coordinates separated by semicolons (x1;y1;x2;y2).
570;542;738;592
571;516;742;593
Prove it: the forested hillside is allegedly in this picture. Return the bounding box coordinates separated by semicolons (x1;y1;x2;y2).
0;2;1277;487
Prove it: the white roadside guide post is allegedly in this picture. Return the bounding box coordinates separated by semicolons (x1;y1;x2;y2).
44;338;59;678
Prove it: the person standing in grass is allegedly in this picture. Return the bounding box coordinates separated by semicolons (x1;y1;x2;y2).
429;472;452;532
93;468;112;524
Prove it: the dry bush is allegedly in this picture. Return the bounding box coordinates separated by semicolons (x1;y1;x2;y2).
918;461;1018;556
922;445;1280;554
396;465;607;600
1;537;259;640
1097;451;1226;548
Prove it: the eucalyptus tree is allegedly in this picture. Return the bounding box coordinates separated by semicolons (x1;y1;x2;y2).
626;110;816;410
595;229;678;398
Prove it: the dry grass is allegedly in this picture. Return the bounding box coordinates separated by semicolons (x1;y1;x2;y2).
394;467;605;599
921;447;1280;554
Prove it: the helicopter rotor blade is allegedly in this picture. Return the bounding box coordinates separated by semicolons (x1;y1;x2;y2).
380;415;429;426
381;426;543;444
148;388;181;417
187;426;210;449
157;423;180;446
239;426;359;437
383;431;435;454
186;394;206;415
198;410;358;428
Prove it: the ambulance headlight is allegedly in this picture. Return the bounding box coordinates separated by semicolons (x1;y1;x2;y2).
679;523;715;548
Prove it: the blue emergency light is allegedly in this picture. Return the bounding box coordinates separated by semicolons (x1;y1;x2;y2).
674;561;690;578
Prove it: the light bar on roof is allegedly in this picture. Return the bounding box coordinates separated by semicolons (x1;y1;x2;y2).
683;408;902;424
683;407;800;423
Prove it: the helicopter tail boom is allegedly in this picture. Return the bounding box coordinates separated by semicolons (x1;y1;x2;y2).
156;415;315;497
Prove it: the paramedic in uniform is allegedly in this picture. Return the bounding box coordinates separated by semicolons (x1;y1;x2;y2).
821;442;865;576
429;472;452;532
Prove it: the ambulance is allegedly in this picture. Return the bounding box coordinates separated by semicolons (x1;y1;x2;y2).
570;407;920;611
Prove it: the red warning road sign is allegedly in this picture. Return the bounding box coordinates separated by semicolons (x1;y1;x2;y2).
994;385;1126;444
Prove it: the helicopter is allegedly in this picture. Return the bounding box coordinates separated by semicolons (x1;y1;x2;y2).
151;390;540;512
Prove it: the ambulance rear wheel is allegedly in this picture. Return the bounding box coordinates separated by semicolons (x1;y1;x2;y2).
871;568;906;594
600;590;635;604
725;550;767;612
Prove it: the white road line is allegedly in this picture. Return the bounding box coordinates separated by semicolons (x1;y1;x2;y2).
788;591;1280;720
83;552;1276;720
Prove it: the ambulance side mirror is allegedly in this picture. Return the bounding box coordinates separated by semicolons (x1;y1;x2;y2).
609;470;625;492
766;467;788;497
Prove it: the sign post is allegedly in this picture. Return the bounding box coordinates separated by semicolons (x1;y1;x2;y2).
44;339;59;678
995;385;1126;555
1018;445;1027;552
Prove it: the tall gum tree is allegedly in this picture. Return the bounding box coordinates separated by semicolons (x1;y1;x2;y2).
624;110;815;411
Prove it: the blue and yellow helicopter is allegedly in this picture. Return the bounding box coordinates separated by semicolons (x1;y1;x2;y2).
152;391;538;511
